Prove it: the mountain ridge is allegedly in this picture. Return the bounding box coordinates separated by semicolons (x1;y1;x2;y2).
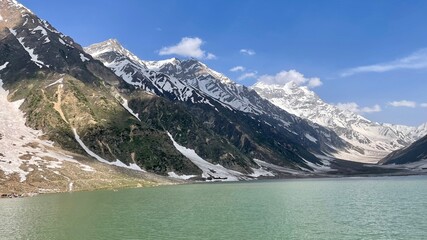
86;39;366;164
252;80;427;163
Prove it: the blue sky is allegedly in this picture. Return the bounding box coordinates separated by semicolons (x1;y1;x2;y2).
21;0;427;126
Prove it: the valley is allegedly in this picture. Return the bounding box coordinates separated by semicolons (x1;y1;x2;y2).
0;0;426;198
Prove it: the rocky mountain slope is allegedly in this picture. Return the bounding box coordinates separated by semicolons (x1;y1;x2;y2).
379;134;427;167
252;81;427;163
0;0;199;189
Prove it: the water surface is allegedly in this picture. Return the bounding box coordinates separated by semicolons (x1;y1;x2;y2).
1;176;427;239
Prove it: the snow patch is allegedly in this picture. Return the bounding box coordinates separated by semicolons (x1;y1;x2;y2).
58;38;66;45
249;167;275;177
167;132;244;181
0;62;8;71
120;97;140;121
45;78;63;88
68;181;74;191
168;172;197;180
79;53;89;62
304;133;318;143
72;128;145;172
31;26;47;36
253;159;303;175
302;159;333;173
0;80;94;182
10;29;46;68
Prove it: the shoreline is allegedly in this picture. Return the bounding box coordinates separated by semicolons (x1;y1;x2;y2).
3;169;426;200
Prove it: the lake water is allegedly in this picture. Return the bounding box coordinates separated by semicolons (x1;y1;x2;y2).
1;176;427;239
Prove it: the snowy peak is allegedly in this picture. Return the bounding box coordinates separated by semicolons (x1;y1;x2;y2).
145;58;234;85
86;39;185;71
86;39;123;54
85;39;144;66
253;81;319;101
86;40;262;113
252;81;329;118
0;0;122;87
181;59;233;85
85;39;213;104
144;58;181;70
253;80;426;162
152;58;265;114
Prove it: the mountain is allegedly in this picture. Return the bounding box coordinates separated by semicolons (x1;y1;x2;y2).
2;0;422;195
0;0;195;194
89;40;387;168
252;81;427;163
1;0;341;187
85;39;369;164
379;134;427;167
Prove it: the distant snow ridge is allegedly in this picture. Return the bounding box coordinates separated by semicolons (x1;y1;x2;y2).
252;81;427;163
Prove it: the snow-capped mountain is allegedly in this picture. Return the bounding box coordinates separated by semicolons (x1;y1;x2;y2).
86;39;364;164
1;0;87;66
0;0;179;194
2;0;425;193
252;81;427;163
382;123;427;142
150;58;265;114
85;39;265;114
85;39;212;105
0;0;205;178
1;0;342;184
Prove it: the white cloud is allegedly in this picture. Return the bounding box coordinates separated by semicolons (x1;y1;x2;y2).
336;103;360;113
238;72;257;81
240;49;256;56
421;103;427;108
159;37;216;60
341;48;427;77
256;69;323;88
230;66;245;72
362;105;382;113
307;78;323;88
336;102;382;114
206;53;217;60
388;100;417;108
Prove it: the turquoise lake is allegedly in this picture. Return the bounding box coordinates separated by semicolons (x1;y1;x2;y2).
1;176;427;239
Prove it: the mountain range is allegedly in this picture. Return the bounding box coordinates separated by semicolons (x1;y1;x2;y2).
0;0;426;195
252;81;427;163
